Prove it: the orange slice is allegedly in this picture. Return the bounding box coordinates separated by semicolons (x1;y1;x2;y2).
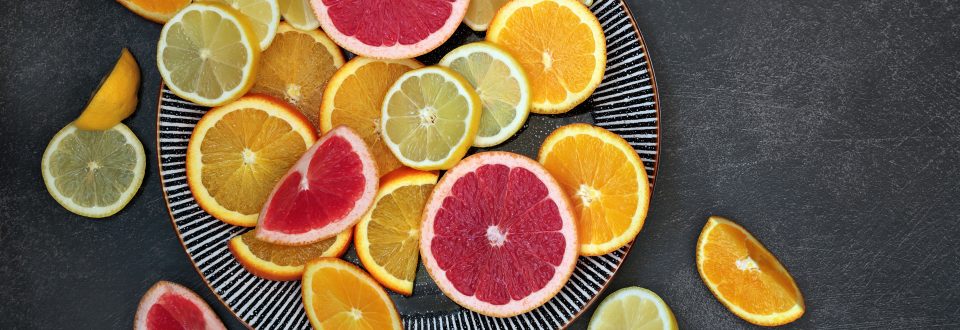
486;0;606;114
696;216;805;326
250;22;344;125
538;123;650;256
228;229;350;281
319;57;423;176
186;95;317;227
302;258;403;330
355;168;438;295
116;0;192;23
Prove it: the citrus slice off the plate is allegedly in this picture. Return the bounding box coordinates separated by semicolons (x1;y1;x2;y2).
228;229;350;281
302;258;403;329
74;48;140;131
117;0;192;23
588;286;678;330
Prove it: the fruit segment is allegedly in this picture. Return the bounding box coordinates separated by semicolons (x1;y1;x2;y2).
302;258;403;330
74;48;140;131
228;229;351;281
134;281;226;330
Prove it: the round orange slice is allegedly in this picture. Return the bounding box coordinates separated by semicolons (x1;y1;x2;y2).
117;0;192;23
696;216;805;326
302;258;403;330
319;57;423;176
186;95;317;227
538;123;650;256
355;167;438;295
228;229;351;281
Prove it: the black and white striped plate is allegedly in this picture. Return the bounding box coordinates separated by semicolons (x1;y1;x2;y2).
157;0;659;328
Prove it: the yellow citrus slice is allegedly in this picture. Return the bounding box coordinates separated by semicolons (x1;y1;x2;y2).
75;48;140;131
439;42;530;147
157;2;260;106
487;0;606;114
41;123;145;218
209;0;281;50
252;22;344;125
697;216;805;326
538;123;650;256
278;0;319;30
186;95;317;227
588;287;678;330
228;229;350;281
355;168;438;295
462;0;510;31
116;0;192;23
302;258;403;330
380;66;482;171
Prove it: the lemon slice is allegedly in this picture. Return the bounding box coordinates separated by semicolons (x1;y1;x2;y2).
588;287;679;330
380;66;481;170
157;3;260;106
210;0;281;50
439;42;530;147
463;0;510;31
74;48;140;131
41;123;146;218
278;0;320;30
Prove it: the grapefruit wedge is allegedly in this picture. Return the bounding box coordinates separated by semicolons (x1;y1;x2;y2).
256;126;379;245
310;0;469;59
420;151;579;317
134;281;225;330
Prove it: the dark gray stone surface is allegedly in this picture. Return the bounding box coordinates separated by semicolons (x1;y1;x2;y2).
1;0;958;329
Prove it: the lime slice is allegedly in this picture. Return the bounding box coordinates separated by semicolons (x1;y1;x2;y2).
380;66;481;170
41;123;146;218
210;0;281;50
278;0;320;30
588;287;679;330
157;3;260;106
439;42;530;147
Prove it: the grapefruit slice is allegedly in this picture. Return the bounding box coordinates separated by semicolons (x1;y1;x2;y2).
256;126;378;245
310;0;469;59
134;281;226;330
420;151;579;317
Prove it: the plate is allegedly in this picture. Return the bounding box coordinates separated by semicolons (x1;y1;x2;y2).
156;0;659;328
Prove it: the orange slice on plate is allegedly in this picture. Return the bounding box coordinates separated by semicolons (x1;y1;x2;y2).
538;123;650;256
117;0;192;23
302;258;403;329
696;216;805;326
186;95;317;227
228;229;351;281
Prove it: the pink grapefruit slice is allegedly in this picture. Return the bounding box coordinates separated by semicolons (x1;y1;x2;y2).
256;126;379;245
134;281;226;330
420;151;579;317
310;0;469;59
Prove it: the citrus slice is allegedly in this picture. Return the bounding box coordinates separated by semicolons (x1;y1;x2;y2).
41;123;145;218
186;95;317;227
487;0;606;114
209;0;281;50
420;151;579;317
588;287;678;330
278;0;319;30
696;216;805;326
228;229;350;281
320;57;422;176
538;123;650;256
256;126;379;245
117;0;192;23
439;42;531;147
302;258;403;330
251;23;344;125
134;281;226;330
157;2;260;106
311;0;469;59
355;168;438;295
463;0;510;31
380;66;481;171
75;48;140;131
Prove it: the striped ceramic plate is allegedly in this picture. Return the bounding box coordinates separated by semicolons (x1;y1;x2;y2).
156;0;659;328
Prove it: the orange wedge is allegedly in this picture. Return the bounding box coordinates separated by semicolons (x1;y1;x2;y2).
302;258;403;329
355;168;438;295
538;123;650;256
696;216;805;326
116;0;192;23
228;229;351;281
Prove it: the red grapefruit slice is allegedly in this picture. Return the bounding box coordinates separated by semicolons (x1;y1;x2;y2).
310;0;469;59
256;126;379;245
420;151;579;317
134;281;225;330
